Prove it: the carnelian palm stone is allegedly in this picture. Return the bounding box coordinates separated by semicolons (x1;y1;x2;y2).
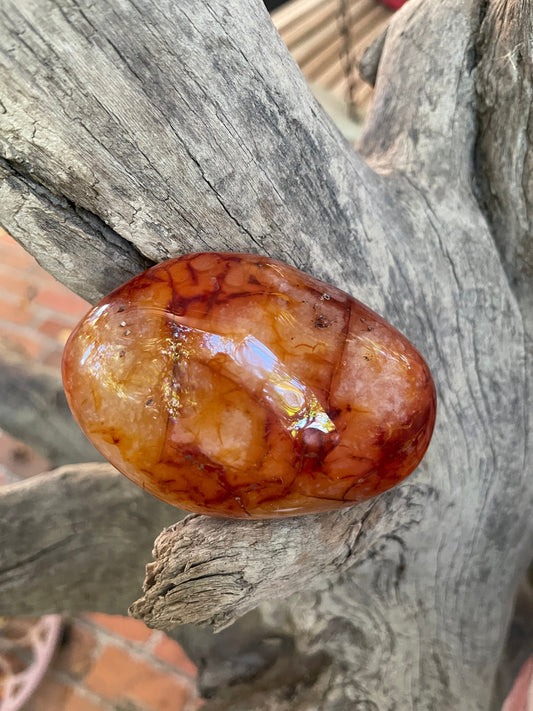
62;253;436;519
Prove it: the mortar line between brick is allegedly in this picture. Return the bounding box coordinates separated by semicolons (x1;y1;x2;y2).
80;618;198;684
47;668;123;711
143;629;164;654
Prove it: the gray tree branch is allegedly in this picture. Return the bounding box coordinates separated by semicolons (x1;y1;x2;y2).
0;464;182;616
0;0;531;708
475;0;533;347
358;27;388;87
129;487;429;631
0;342;100;465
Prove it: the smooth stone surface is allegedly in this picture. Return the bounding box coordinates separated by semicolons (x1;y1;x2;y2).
62;253;436;518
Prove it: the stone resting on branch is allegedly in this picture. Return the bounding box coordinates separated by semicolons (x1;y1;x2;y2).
0;0;531;708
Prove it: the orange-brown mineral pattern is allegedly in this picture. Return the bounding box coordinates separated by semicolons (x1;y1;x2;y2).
62;253;436;518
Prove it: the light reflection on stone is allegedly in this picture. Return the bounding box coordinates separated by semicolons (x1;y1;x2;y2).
62;253;436;519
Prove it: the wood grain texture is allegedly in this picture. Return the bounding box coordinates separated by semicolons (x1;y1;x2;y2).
358;26;388;87
0;0;531;708
475;0;533;353
0;464;181;616
129;494;380;629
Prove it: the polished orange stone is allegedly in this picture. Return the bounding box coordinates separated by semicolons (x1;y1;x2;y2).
62;253;436;518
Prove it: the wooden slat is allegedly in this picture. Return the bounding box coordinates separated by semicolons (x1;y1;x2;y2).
273;0;394;115
288;0;376;69
323;11;392;89
279;0;337;48
298;2;387;82
271;0;334;33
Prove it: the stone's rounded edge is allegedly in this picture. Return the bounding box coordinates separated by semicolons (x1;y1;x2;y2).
62;252;437;519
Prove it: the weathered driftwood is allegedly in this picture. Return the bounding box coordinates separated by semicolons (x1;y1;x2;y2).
129;489;415;630
0;0;531;709
0;341;101;465
358;26;388;87
0;464;181;616
474;0;533;352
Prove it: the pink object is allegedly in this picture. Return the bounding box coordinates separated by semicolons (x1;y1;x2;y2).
379;0;408;9
0;616;62;711
503;657;533;711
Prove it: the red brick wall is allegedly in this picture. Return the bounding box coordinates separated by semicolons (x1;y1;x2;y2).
0;229;89;371
0;229;201;710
